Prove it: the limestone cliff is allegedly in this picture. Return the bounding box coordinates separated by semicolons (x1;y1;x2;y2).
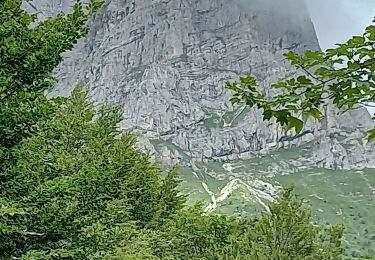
23;0;375;171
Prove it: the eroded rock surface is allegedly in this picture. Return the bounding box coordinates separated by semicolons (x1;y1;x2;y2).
24;0;375;171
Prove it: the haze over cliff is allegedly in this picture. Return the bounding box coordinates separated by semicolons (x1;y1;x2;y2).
23;0;375;171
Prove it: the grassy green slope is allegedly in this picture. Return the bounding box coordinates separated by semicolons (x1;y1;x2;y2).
178;157;375;258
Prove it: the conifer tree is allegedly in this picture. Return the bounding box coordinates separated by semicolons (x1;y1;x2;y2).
0;0;102;167
0;1;348;258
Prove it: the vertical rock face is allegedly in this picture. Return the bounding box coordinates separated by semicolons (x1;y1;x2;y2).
24;0;375;169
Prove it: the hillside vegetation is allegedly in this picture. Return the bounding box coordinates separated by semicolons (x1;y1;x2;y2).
1;0;374;259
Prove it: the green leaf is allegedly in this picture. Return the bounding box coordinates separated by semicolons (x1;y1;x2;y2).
366;25;375;40
347;36;365;47
284;51;298;61
287;116;304;133
297;75;312;85
263;110;273;121
305;50;323;61
314;67;331;78
366;25;375;34
273;81;287;89
273;110;290;126
368;128;375;142
230;97;241;104
303;108;322;120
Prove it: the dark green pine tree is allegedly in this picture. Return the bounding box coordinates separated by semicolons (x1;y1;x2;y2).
0;87;186;258
0;0;348;259
0;0;102;167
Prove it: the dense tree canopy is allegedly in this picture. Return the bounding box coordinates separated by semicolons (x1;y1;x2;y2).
0;87;186;258
0;0;348;259
226;18;375;140
0;86;344;259
0;0;102;167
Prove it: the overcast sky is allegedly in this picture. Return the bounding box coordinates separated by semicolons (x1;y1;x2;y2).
306;0;375;50
305;0;375;115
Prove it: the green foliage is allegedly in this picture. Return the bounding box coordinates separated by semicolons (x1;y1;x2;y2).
0;86;344;259
152;188;344;260
154;205;240;259
226;18;375;139
0;1;346;259
0;87;186;258
250;187;344;259
0;0;102;167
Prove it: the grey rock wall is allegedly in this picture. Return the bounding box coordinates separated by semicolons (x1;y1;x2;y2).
24;0;375;170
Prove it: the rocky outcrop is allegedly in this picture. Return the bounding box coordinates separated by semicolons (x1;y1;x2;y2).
312;107;375;170
24;0;375;170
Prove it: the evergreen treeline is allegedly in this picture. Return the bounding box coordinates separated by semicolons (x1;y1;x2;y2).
0;1;349;259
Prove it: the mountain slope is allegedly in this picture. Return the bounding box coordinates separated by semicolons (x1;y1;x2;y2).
23;0;375;169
